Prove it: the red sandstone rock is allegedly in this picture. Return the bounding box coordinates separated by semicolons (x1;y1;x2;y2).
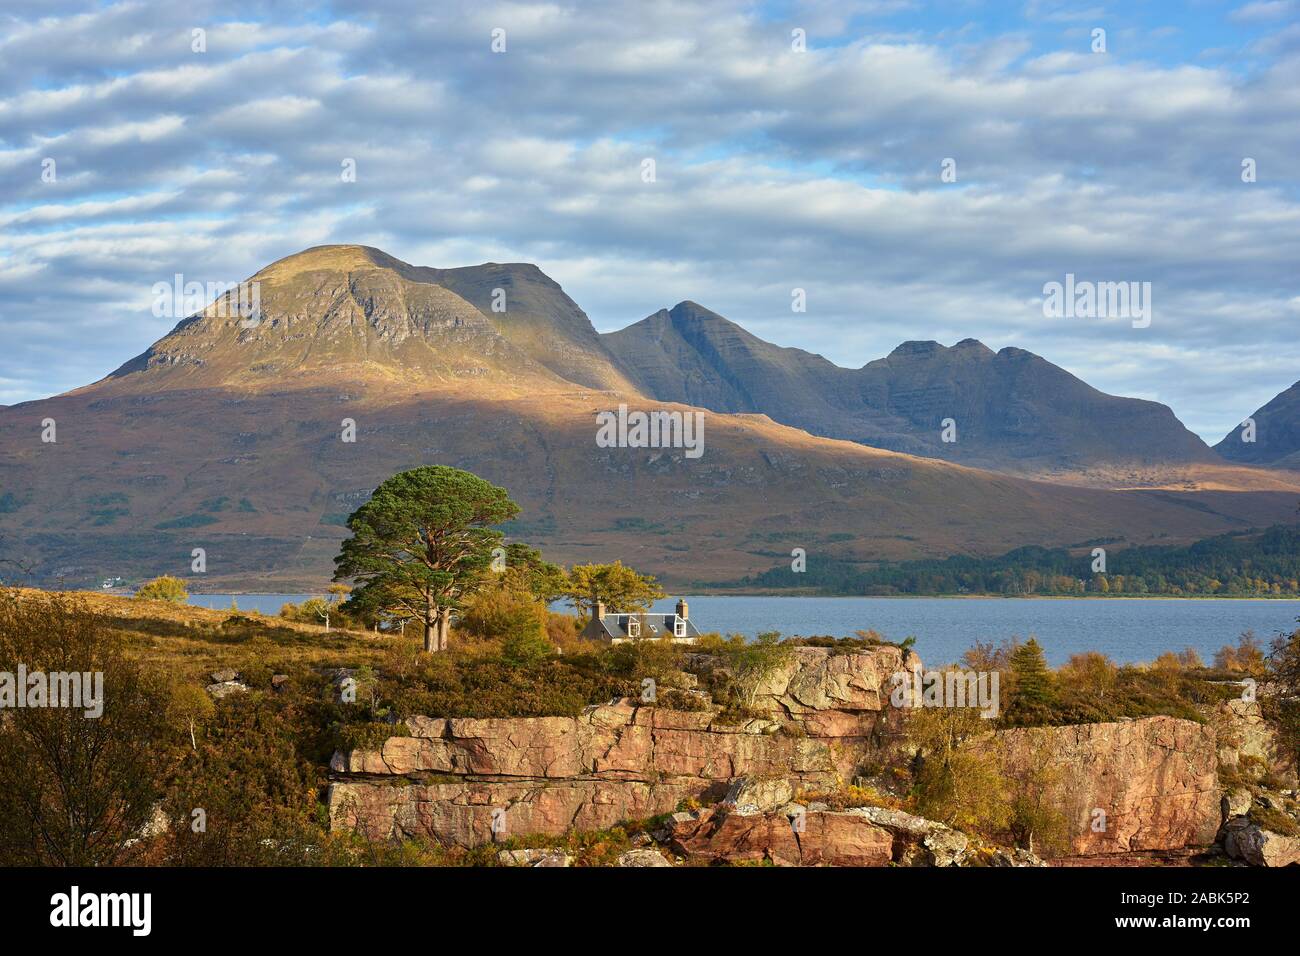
667;807;894;866
988;716;1220;855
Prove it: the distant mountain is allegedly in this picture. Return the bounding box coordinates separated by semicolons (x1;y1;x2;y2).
602;301;857;433
603;301;1216;475
1;245;1295;591
1215;381;1300;468
99;245;626;393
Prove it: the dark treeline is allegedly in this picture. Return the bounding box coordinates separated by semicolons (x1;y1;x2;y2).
743;524;1300;596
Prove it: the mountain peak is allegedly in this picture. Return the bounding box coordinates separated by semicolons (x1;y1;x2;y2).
887;340;945;357
1215;380;1300;466
952;338;995;356
670;299;713;314
254;244;389;278
666;300;733;325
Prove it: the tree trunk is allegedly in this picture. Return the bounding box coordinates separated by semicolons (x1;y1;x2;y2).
422;588;438;652
436;607;451;651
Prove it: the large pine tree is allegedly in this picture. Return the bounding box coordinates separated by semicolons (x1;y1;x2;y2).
334;466;520;652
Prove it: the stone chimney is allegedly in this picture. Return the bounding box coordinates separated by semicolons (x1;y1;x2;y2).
675;598;688;621
594;600;607;621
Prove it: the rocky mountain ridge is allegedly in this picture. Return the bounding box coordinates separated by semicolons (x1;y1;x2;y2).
604;300;1218;476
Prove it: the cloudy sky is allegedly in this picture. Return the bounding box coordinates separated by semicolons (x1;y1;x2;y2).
2;0;1298;442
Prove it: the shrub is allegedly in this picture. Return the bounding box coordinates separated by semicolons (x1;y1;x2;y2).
458;589;548;642
545;611;583;653
279;597;329;624
380;654;635;720
906;706;1009;837
135;575;189;603
1000;739;1071;857
0;593;174;865
456;589;555;666
790;630;903;653
336;720;409;752
1215;632;1267;676
162;678;339;866
1250;804;1300;837
501;627;554;667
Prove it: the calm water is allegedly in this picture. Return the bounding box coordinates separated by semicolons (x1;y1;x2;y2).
189;593;1300;666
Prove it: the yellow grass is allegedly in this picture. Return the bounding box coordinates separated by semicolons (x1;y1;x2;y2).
7;587;396;683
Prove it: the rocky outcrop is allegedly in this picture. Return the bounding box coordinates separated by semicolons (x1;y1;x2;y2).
329;647;908;848
750;645;918;717
664;804;1042;867
989;716;1220;855
328;648;1227;861
667;806;894;866
1214;692;1295;786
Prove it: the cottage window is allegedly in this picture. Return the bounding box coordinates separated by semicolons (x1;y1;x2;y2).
627;618;640;638
674;617;686;637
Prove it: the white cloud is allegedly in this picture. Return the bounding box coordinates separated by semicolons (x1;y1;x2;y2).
1;0;1298;444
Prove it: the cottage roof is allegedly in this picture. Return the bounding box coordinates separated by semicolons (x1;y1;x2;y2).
587;612;701;640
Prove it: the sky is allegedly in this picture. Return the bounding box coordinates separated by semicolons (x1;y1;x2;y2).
1;0;1298;442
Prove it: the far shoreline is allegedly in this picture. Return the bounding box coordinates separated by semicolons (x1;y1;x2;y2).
171;590;1300;602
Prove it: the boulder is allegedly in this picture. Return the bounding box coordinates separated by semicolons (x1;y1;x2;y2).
209;669;238;683
846;806;970;866
617;848;672;867
724;777;795;814
205;680;248;699
1222;788;1253;820
1216;695;1296;788
1222;817;1300;867
331;702;839;785
667;806;894;866
497;848;572;867
985;846;1047;867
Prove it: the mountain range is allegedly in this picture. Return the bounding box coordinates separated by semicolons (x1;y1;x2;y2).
1215;381;1300;469
604;300;1217;479
1;244;1296;590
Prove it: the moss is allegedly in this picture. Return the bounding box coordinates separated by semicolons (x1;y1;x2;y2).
1250;804;1300;837
335;720;409;752
797;783;905;811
